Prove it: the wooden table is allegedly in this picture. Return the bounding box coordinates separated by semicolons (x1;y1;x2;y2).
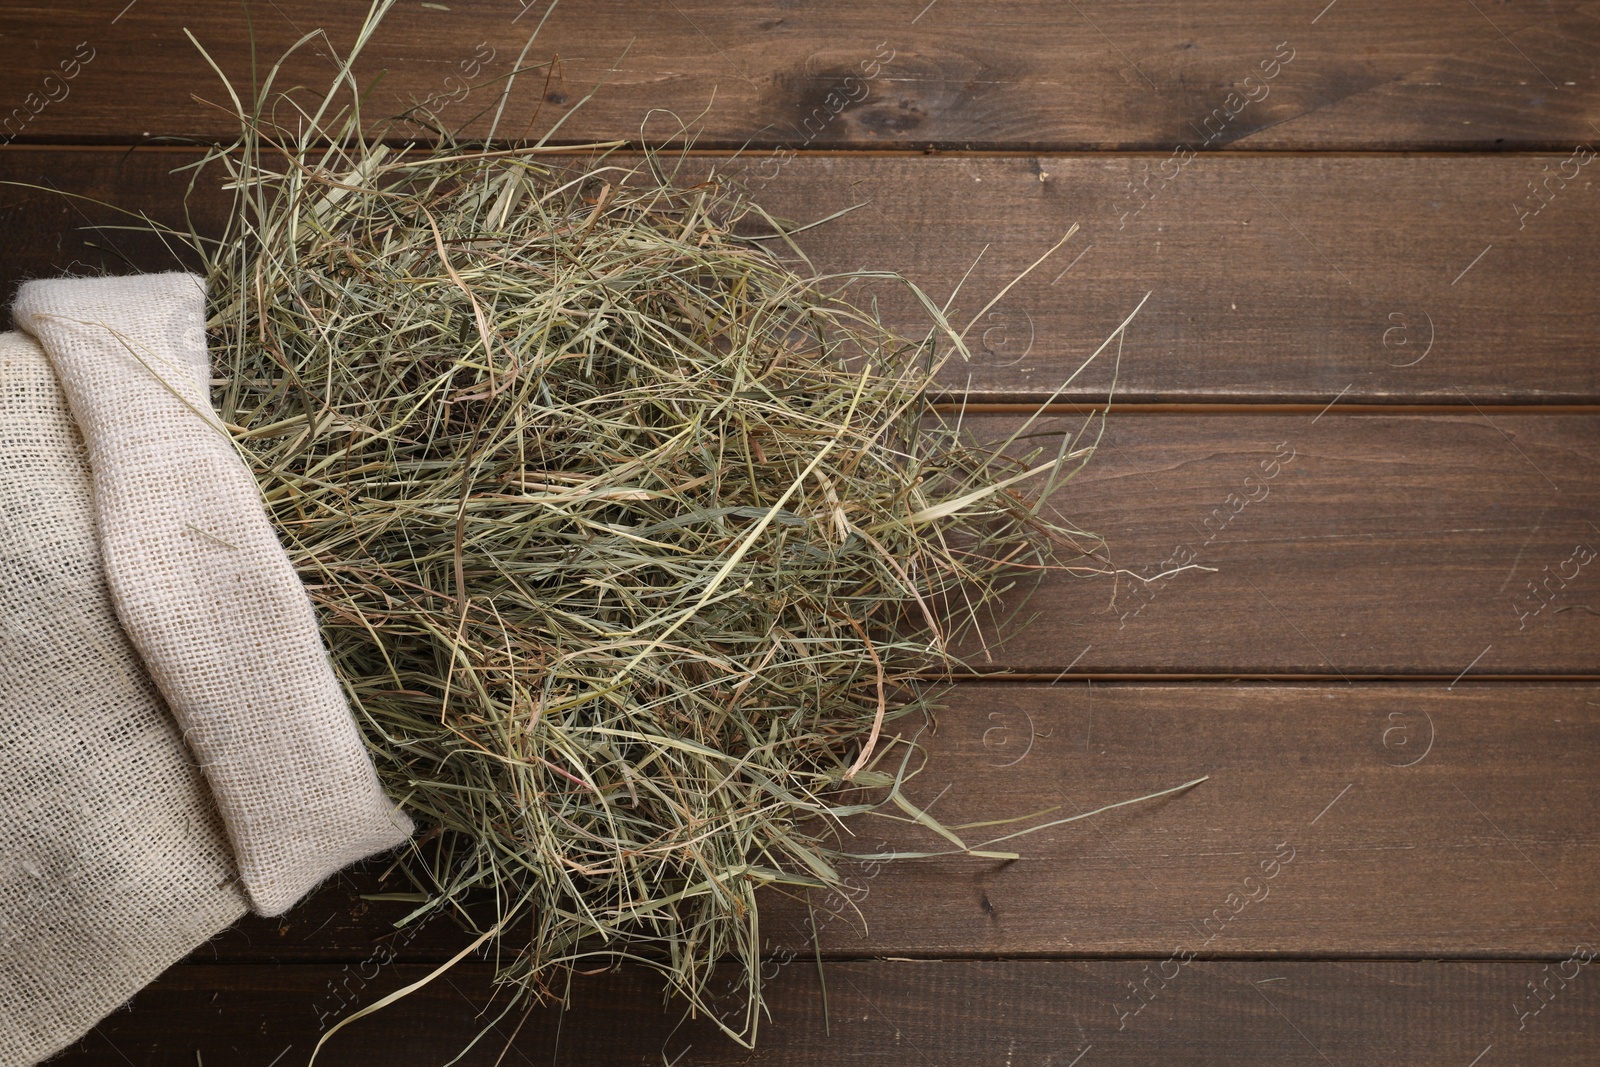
5;2;1596;1063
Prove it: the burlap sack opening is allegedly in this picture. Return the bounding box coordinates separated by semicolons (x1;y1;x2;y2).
2;274;416;1064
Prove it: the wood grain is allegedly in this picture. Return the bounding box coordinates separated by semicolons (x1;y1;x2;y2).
59;958;1600;1065
203;683;1600;962
2;149;1598;404
2;1;1595;150
770;683;1600;957
960;412;1600;675
747;154;1600;405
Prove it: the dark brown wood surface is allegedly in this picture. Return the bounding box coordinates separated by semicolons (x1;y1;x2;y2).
3;149;1598;404
967;413;1600;675
63;960;1600;1066
1;1;1596;150
5;1;1597;1064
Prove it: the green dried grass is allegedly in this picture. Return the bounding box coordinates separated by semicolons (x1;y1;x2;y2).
145;1;1171;1052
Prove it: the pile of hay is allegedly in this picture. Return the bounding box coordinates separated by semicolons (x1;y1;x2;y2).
166;3;1115;1049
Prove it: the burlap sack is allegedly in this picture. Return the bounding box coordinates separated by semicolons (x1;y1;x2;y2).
11;273;414;920
0;331;248;1066
2;274;419;1062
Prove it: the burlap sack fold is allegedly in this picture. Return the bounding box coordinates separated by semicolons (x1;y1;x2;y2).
11;272;413;921
0;331;249;1066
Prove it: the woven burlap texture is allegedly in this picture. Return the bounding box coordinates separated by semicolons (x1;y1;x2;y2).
12;272;414;920
0;331;249;1066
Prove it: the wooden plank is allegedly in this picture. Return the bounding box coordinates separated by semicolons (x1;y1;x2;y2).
2;2;1596;150
58;958;1600;1064
962;412;1600;675
204;684;1600;962
749;154;1600;405
2;150;1598;404
770;683;1600;956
